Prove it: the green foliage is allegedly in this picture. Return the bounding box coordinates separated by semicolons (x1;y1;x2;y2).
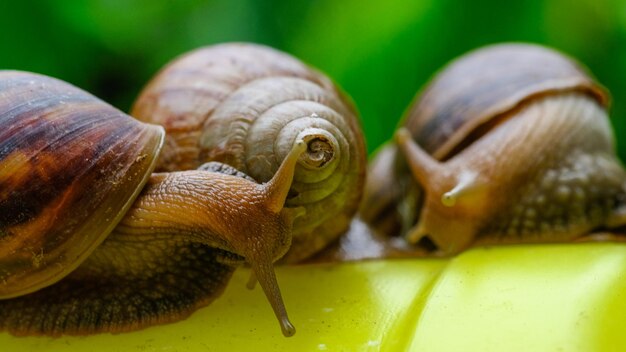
1;0;624;159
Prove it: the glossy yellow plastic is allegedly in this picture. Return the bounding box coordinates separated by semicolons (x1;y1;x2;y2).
2;243;626;351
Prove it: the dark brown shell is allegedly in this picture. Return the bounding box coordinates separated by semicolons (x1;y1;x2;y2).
0;71;164;298
132;43;366;262
404;43;609;160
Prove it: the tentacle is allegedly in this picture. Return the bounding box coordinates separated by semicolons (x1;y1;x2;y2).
248;255;295;337
395;128;445;187
264;140;307;213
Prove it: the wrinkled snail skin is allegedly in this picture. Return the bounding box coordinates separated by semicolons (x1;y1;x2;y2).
363;43;626;255
131;43;366;263
0;70;308;337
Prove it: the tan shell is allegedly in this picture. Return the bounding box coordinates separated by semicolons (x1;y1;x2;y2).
0;71;164;298
132;43;366;262
404;43;608;160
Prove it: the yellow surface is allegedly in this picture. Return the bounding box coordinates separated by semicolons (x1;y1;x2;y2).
3;243;626;351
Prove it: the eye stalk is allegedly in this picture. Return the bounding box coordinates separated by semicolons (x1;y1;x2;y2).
245;139;307;337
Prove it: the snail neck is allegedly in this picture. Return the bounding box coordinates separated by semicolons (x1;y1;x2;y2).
113;141;307;253
114;171;278;250
115;167;303;264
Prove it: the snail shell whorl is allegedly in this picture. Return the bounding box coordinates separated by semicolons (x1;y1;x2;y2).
405;43;609;160
132;43;366;262
0;71;164;298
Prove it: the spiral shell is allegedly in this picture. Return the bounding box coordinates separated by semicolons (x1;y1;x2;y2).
0;71;163;298
405;43;608;160
132;43;366;261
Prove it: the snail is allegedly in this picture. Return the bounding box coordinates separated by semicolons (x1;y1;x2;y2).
0;43;365;337
361;43;626;255
131;43;365;263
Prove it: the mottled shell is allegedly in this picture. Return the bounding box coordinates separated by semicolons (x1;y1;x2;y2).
405;43;609;160
361;43;611;238
0;71;164;298
132;43;366;262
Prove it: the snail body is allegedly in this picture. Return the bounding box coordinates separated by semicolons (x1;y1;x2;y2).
362;43;626;254
0;44;365;337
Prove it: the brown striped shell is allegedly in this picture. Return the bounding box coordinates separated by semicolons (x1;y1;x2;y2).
132;43;367;262
0;71;164;298
361;43;626;253
405;43;608;160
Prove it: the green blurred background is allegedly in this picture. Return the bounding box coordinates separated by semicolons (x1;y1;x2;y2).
1;0;625;160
